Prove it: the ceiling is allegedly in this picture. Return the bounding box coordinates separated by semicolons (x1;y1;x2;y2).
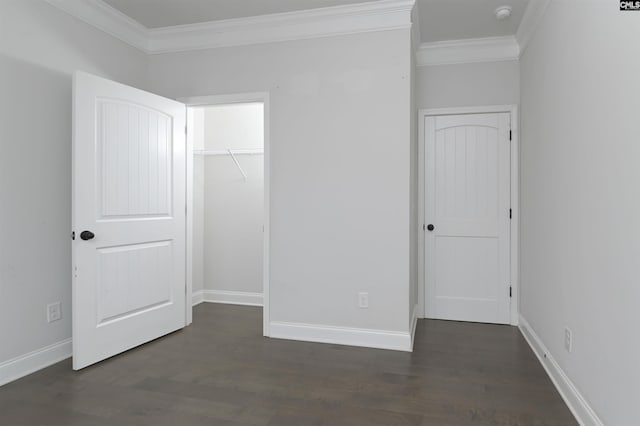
102;0;530;43
418;0;529;43
102;0;375;28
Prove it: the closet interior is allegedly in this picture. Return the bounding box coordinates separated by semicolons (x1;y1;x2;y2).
191;102;265;308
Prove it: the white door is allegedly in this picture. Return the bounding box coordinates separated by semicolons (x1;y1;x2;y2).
72;71;186;370
424;113;511;324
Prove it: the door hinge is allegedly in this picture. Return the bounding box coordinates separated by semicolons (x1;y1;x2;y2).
509;286;512;298
509;208;512;219
509;130;512;141
71;231;75;240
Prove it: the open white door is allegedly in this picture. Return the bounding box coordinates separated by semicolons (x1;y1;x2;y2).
72;71;186;370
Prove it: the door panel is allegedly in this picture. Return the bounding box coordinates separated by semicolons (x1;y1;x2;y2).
96;241;173;325
425;113;510;324
73;71;186;370
97;100;173;218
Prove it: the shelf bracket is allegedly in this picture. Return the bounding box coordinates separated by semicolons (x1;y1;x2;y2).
227;149;248;182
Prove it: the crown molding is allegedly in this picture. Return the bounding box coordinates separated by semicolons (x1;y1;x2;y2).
44;0;415;55
148;0;414;54
416;36;519;67
516;0;553;55
44;0;149;52
410;0;422;48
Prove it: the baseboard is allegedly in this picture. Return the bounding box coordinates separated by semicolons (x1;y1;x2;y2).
270;321;413;352
519;316;603;426
0;339;72;387
410;304;419;348
192;290;205;306
193;290;263;307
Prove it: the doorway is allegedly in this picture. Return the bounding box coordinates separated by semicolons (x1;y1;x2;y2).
184;94;270;336
418;106;519;325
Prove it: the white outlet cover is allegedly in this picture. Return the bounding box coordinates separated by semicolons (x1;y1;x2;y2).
358;292;369;308
564;328;572;353
47;302;61;323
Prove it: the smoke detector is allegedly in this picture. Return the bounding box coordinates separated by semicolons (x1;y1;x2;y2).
494;5;512;20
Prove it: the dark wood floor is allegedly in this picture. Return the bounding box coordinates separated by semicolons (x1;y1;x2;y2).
0;304;576;426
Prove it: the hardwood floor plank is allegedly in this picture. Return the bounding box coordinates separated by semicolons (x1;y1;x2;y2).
0;304;576;425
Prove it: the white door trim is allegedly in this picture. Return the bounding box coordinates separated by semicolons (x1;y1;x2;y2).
418;105;519;326
179;92;271;337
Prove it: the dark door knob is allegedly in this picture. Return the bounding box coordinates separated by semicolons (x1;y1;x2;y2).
80;230;95;241
427;224;435;231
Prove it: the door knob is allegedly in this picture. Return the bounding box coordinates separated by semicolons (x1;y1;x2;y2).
427;224;435;231
80;230;95;241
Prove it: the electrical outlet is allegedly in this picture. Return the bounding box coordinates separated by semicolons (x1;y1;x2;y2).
564;327;572;353
47;302;61;323
358;292;369;309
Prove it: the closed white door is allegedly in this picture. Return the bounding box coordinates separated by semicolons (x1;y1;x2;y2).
72;71;186;370
424;113;511;324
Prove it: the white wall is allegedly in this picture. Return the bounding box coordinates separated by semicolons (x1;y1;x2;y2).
150;30;413;333
0;1;148;365
204;104;264;151
201;104;264;294
192;109;205;294
520;1;640;424
417;60;519;109
408;7;419;327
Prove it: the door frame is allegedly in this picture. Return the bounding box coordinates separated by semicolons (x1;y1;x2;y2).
179;92;271;337
418;105;519;326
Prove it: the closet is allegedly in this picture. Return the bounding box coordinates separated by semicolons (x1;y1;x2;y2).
191;102;265;306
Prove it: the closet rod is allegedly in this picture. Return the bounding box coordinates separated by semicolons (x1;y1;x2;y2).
193;149;263;156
